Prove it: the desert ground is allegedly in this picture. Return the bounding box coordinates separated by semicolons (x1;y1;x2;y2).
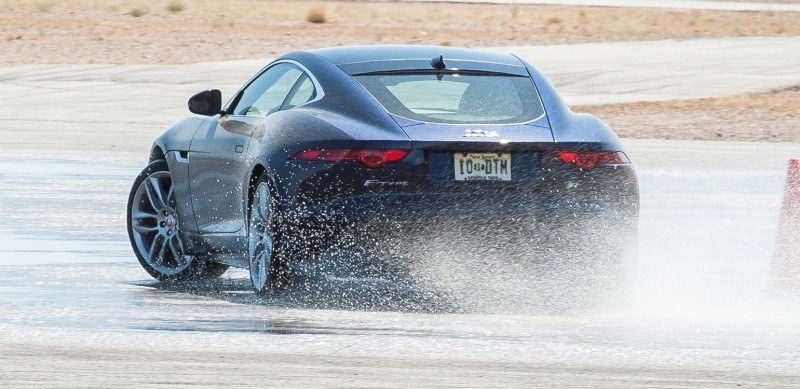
3;1;800;66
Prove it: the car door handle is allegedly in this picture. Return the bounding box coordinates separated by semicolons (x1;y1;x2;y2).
174;150;189;163
235;145;244;153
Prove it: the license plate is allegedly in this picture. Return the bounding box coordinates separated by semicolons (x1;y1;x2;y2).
454;152;511;181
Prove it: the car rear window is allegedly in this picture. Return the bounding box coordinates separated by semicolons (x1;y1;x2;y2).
354;72;545;125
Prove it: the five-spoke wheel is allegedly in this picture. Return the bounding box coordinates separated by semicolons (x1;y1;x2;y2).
248;176;279;294
127;160;228;281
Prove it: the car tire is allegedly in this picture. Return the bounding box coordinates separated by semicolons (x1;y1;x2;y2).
247;174;285;295
127;160;229;281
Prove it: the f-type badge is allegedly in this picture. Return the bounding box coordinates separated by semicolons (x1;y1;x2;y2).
464;129;500;138
364;180;410;187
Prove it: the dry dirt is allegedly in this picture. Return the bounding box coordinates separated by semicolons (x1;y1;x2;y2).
2;1;800;66
574;86;800;143
720;0;799;2
1;0;798;142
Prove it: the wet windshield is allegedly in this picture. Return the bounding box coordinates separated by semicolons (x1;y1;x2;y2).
354;72;545;124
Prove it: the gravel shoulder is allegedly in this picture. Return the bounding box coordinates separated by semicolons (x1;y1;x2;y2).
575;86;800;143
2;1;800;66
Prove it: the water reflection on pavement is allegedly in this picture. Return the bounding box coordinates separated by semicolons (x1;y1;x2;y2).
1;146;800;387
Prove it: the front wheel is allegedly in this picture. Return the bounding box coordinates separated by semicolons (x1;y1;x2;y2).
127;160;228;281
248;175;283;295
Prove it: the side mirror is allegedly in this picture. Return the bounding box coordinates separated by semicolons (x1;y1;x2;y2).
188;89;222;116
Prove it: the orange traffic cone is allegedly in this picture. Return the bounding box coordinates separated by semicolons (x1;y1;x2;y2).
771;159;800;290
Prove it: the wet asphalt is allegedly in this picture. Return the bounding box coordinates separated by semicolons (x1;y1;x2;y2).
1;140;799;387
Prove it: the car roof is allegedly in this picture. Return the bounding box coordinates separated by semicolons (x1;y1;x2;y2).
305;45;528;76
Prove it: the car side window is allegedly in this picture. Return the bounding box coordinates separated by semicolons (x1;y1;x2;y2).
282;74;317;110
234;63;303;117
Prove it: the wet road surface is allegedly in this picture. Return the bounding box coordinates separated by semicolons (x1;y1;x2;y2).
1;140;799;387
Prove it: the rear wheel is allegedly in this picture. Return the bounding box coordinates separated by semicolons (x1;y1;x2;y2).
248;175;282;295
127;160;228;281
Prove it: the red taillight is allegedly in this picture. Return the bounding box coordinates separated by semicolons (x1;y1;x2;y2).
291;148;409;169
557;150;630;170
291;149;350;161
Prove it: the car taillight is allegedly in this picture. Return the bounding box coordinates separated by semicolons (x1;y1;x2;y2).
557;150;630;170
291;149;409;169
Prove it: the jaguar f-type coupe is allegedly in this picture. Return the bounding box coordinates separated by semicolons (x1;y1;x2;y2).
127;45;639;295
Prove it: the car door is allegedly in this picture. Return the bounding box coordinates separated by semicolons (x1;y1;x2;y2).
188;62;306;233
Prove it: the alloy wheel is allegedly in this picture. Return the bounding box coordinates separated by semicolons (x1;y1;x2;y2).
249;181;274;292
130;171;191;275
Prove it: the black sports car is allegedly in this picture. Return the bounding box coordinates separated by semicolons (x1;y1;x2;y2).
127;45;639;296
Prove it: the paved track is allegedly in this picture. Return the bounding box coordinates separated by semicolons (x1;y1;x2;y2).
497;36;800;105
1;140;799;387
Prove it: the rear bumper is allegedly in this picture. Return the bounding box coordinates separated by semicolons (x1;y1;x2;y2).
280;162;639;250
290;191;638;227
278;191;638;270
